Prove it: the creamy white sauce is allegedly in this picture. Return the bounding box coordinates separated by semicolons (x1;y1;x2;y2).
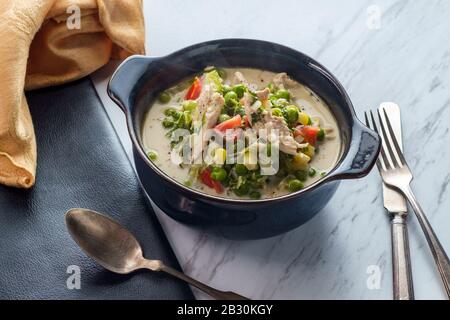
142;68;341;199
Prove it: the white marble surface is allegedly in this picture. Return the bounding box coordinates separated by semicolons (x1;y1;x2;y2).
92;0;450;299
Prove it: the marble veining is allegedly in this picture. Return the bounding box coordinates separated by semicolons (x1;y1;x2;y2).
92;0;450;299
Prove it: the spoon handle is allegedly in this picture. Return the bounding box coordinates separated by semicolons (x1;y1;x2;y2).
159;264;249;300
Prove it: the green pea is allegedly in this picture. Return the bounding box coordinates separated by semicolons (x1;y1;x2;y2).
276;89;291;100
219;114;231;123
234;106;246;117
249;191;261;199
162;117;174;128
272;108;283;117
182;100;197;111
235;164;248;175
317;128;325;141
211;167;227;181
164;108;177;117
232;84;247;98
147;150;158;161
308;167;317;177
234;183;250;196
288;179;304;192
224;91;238;106
221;84;232;95
158;91;171;104
295;170;308;182
284;106;299;124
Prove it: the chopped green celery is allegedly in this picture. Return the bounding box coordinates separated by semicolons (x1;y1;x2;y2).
182;100;197;111
164;107;177;117
205;70;223;91
162;117;174;128
216;68;227;79
175;111;192;130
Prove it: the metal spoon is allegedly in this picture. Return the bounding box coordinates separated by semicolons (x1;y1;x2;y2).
65;208;248;300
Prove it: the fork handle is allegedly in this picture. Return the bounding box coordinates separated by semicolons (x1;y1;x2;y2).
402;185;450;298
391;213;414;300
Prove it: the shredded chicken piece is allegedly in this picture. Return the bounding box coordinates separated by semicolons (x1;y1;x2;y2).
204;93;225;129
255;88;270;101
233;71;248;85
240;92;255;126
196;85;213;115
273;72;296;89
191;84;225;161
252;113;305;155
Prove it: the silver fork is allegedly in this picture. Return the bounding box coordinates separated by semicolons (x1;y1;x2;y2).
365;109;450;298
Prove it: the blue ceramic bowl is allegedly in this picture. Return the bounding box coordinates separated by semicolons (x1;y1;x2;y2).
108;39;380;239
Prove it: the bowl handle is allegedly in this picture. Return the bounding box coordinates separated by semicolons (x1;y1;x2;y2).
107;55;158;113
326;120;381;181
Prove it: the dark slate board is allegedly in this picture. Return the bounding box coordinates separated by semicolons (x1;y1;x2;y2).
0;78;194;300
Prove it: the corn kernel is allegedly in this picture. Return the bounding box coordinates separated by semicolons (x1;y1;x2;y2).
243;150;258;171
298;112;311;126
214;148;227;165
303;145;315;158
292;153;311;170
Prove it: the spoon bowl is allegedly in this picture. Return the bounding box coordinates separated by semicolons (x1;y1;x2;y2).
65;208;144;274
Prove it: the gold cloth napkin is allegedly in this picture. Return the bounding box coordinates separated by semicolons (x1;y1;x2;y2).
0;0;145;188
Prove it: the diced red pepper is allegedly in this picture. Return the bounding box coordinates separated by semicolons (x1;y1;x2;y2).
243;115;250;128
211;180;224;193
200;168;214;188
294;125;320;146
199;169;223;193
185;77;202;100
214;115;242;132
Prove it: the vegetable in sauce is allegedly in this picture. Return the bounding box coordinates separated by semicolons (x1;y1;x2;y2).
142;67;340;199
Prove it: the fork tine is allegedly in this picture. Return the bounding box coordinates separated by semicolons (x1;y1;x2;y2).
364;112;382;170
369;110;390;170
382;108;407;165
377;109;400;168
